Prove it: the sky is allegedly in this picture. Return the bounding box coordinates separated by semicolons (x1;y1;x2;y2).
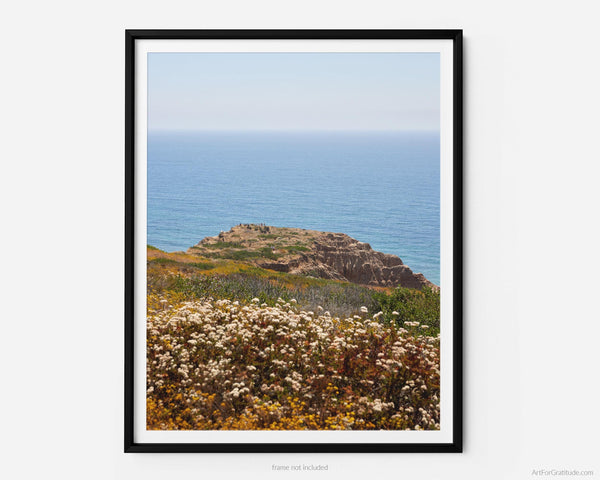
148;52;439;132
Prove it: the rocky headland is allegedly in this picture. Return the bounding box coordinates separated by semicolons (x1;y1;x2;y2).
187;224;436;290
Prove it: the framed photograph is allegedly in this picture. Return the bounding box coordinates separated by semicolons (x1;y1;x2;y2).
125;29;463;453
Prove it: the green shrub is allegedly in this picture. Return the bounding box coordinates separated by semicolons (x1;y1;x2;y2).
258;247;279;259
372;287;440;334
202;242;244;249
188;262;216;270
149;257;177;265
285;245;310;252
226;250;264;261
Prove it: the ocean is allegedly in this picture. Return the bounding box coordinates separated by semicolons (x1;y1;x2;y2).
147;131;440;285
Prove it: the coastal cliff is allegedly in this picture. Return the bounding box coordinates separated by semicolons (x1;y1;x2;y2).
187;224;436;290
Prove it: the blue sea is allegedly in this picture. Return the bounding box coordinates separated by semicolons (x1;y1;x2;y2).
147;131;440;285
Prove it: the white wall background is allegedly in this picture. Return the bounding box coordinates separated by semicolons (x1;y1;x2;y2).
1;1;599;478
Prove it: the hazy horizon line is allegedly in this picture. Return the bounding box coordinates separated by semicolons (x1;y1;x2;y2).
148;128;440;134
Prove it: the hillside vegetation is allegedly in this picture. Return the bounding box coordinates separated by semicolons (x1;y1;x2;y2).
146;242;440;430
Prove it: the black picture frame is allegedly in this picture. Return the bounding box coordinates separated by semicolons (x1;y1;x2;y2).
125;29;463;453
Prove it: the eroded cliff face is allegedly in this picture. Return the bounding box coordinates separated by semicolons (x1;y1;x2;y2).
187;224;436;290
